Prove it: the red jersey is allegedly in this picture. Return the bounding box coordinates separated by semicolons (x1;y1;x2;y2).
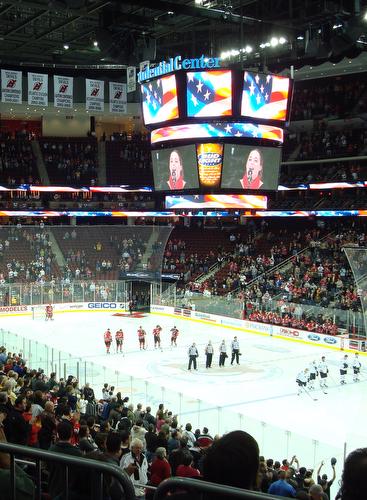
115;330;124;341
153;328;161;336
138;329;145;339
171;328;179;339
104;330;112;342
46;305;53;314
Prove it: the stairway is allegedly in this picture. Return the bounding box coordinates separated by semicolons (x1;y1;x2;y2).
31;141;50;185
136;227;161;272
47;229;67;268
97;141;106;185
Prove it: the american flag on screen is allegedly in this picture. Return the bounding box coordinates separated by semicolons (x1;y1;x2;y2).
141;74;178;124
241;72;290;121
187;70;232;117
150;122;284;144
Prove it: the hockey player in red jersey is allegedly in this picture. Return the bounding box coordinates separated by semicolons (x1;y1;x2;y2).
138;326;146;350
170;326;179;347
115;329;124;353
45;304;53;321
153;325;162;350
104;328;112;354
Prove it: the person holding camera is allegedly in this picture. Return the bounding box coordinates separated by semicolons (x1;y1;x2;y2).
231;336;241;365
120;438;148;497
188;343;199;371
317;458;336;499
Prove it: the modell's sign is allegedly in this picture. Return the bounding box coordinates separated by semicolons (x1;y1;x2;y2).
138;55;221;83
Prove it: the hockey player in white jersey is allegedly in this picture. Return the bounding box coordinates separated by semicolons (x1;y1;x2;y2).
296;368;309;396
340;354;348;385
318;356;329;389
352;352;362;382
308;361;318;390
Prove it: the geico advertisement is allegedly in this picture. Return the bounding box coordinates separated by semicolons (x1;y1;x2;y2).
87;302;124;309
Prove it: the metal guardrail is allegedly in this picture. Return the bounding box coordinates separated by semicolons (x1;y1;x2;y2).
0;442;136;500
153;477;283;500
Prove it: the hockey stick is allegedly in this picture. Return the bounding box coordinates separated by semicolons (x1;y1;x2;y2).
301;385;318;401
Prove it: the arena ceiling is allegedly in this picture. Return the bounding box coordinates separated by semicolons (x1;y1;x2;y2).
0;0;366;71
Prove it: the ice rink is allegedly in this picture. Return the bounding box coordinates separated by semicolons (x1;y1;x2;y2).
2;309;365;488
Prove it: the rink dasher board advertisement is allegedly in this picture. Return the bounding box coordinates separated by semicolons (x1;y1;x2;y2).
150;304;357;353
0;302;126;317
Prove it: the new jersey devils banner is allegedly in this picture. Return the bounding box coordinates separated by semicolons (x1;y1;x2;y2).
109;82;127;113
1;69;22;104
86;78;104;112
54;75;73;108
28;72;48;106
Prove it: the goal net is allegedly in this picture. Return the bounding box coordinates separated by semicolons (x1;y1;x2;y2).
31;305;47;320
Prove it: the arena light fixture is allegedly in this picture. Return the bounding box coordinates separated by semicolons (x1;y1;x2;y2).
270;37;279;47
279;37;287;44
93;40;98;47
244;45;253;53
63;43;69;50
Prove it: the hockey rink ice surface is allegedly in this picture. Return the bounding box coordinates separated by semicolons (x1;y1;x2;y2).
2;310;365;492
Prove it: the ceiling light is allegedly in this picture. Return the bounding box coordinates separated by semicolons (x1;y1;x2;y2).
270;37;279;47
297;35;304;40
93;40;98;47
279;37;286;44
167;11;174;15
259;43;266;49
63;44;69;50
244;45;252;53
364;12;367;20
333;23;343;29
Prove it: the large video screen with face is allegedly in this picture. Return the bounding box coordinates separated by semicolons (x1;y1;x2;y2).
241;71;290;121
141;74;179;125
221;144;281;190
152;145;199;191
186;70;232;118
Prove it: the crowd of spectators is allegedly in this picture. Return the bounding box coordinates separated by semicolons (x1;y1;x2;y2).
0;225;57;285
291;73;367;121
0;345;359;500
295;126;366;161
0;140;39;186
279;161;367;187
41;139;98;185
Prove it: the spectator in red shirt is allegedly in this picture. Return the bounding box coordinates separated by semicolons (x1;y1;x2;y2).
148;447;171;493
176;450;201;478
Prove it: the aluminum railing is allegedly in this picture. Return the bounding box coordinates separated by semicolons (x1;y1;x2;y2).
0;442;136;500
153;477;283;500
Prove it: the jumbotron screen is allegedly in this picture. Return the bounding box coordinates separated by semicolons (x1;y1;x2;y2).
221;144;281;190
186;70;232;118
152;145;199;191
141;74;179;125
241;71;290;122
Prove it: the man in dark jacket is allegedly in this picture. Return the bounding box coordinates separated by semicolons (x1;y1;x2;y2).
47;421;87;499
3;395;30;445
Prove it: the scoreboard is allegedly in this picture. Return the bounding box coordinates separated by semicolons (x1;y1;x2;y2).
140;63;293;195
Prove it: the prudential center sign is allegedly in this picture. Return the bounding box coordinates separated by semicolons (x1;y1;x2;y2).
137;55;222;83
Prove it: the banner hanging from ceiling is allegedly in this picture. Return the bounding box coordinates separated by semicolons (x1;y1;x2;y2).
1;69;22;104
86;78;104;112
54;75;73;109
127;66;136;93
28;72;48;106
109;82;127;113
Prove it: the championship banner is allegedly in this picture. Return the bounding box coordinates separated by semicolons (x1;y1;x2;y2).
54;75;73;109
1;69;22;104
86;78;104;112
109;82;127;113
127;66;136;93
28;72;48;106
